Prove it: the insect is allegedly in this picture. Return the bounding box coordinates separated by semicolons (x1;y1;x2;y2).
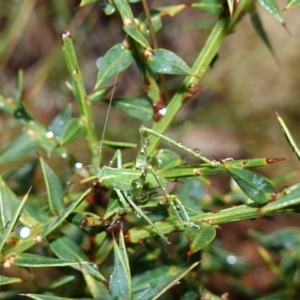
80;123;220;242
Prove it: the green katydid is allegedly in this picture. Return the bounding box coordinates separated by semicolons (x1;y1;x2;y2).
80;125;220;242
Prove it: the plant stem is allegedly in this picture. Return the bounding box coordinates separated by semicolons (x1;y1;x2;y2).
148;0;251;154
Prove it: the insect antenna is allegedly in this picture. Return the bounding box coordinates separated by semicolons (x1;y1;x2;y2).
98;38;128;167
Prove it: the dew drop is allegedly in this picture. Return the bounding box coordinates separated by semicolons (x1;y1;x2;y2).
193;148;201;155
96;57;103;68
158;107;167;116
62;31;71;38
61;153;67;158
123;17;132;26
3;255;15;268
19;226;31;238
34;233;43;243
46;131;54;139
75;162;83;169
0;101;3;107
144;138;150;147
163;67;167;72
136;212;141;218
29;120;35;126
226;255;237;265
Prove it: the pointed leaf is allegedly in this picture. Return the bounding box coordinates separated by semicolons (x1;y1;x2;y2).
147;49;194;76
48;104;72;142
276;111;300;160
109;230;131;299
250;10;275;56
95;43;133;90
285;0;300;9
61;31;87;112
156;149;181;170
42;188;91;236
0;176;23;228
0;274;22;286
138;5;185;35
58;118;86;146
192;0;224;15
138;9;163;35
185;222;216;256
113;0;134;19
49;234;105;281
89;86;112;103
111;97;153;120
98;0;116;14
258;0;284;24
227;0;234;16
0;132;38;164
112;0;151;49
39;156;64;215
123;24;152;50
14;253;83;267
225;166;275;204
132;262;200;300
82;270;113;300
0;187;30;253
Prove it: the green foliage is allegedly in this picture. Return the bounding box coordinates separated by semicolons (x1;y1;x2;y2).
0;1;300;299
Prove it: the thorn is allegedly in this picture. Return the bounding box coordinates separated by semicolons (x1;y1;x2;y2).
266;158;285;164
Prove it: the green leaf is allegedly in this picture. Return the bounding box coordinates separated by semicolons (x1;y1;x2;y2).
61;31;88;117
258;0;284;24
0;186;30;254
285;0;300;9
250;10;275;56
276;111;300;160
138;5;186;35
1;183;18;219
147;49;194;76
225;166;275;205
111;97;153;120
113;0;134;19
98;0;116;15
123;24;152;50
0;274;22;286
82;270;113;300
138;9;163;35
89;86;112;103
42;187;91;236
177;179;207;216
185;222;216;256
95;43;133;90
132;262;200;300
58;118;86;146
39;156;64;215
155;148;181;170
192;0;224;15
49;234;106;281
14;253;83;267
48;104;72;142
0;132;38;164
109;229;131;299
